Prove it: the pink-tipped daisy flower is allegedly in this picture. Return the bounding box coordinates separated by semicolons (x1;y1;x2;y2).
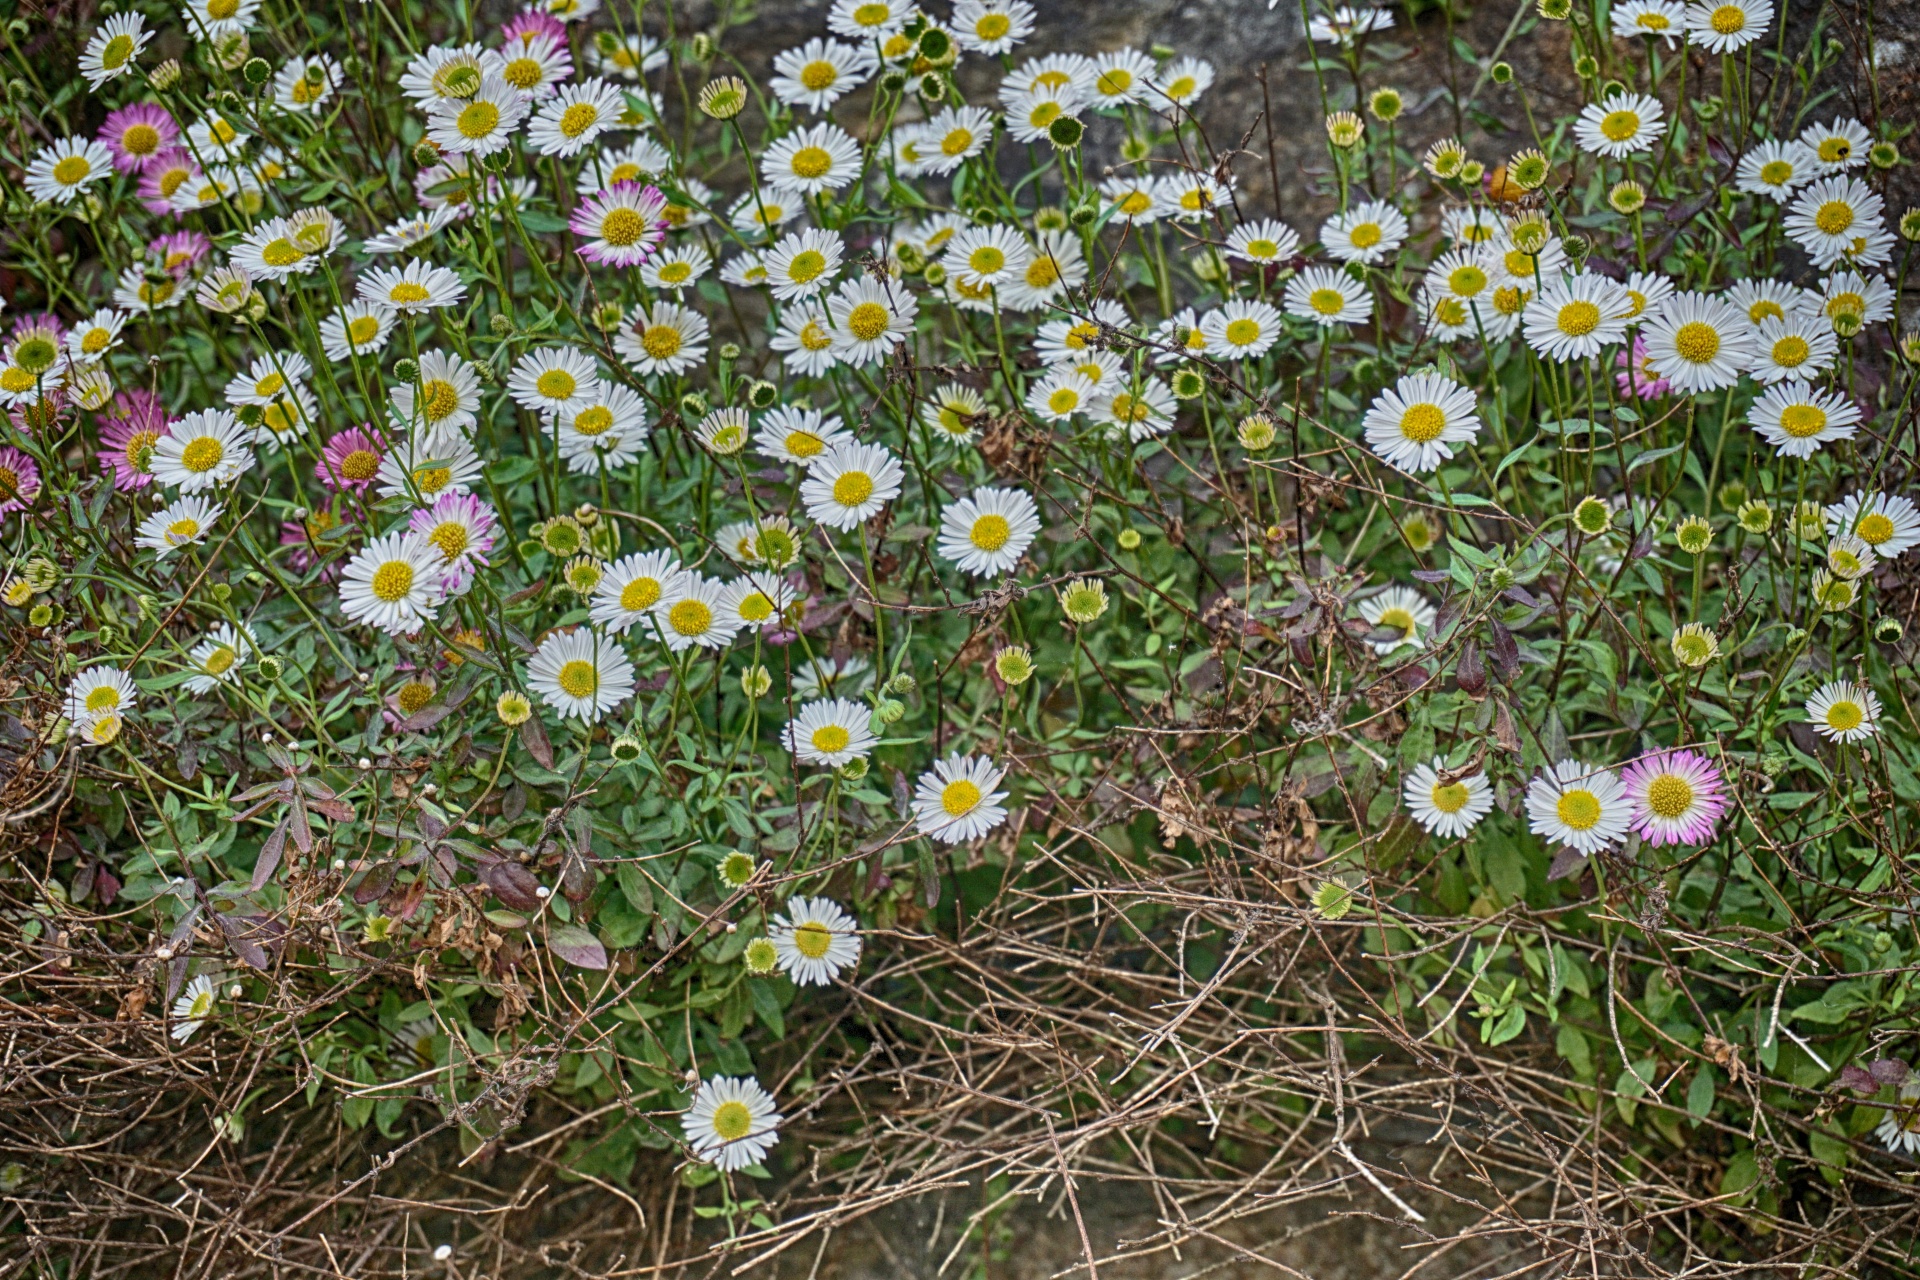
0;446;43;519
570;181;669;267
1614;336;1671;401
97;388;172;491
317;425;389;494
1622;748;1727;847
98;102;179;174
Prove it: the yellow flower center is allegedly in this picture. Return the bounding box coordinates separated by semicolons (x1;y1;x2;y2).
255;372;286;397
428;521;469;561
737;592;774;623
639;324;685;361
1856;513;1894;545
536;369;577;400
166;517;200;542
669;599;712;636
781;249;827;285
389;282;431;305
1025;256;1060;288
786;430;825;457
100;32;136;67
1310;287;1346;316
846;302;890;342
1165;75;1196;99
1096;68;1133;96
608;162;643;184
53;156;92;186
853;1;889;24
1826;292;1864;320
967;246;1005;276
1815;201;1854;235
1709;5;1745;34
457;100;500;139
124;430;159;472
800;321;834;351
600;207;646;246
202;646;237;676
810;724;850;754
1223;316;1262;347
976;13;1011;39
1758;159;1793;185
1778;403;1827;437
503;56;543;89
207;0;239;17
790;918;835;959
833;471;874;507
1600;110;1640;142
710;1098;754;1140
970;513;1012;551
1047;388;1079;414
1825;700;1863;732
1818;138;1850;163
789;146;832;180
1348;222;1382;249
1644;774;1694;819
573;406;614;436
413;465;453;494
559;102;599;138
1555;789;1601;831
1770;335;1809;367
1429;782;1470;814
1635;12;1671;28
941;778;982;816
1118;192;1152;216
396;680;435;714
619;576;661;612
1448;265;1487;295
1557;300;1601;337
85;686;121;713
1435;297;1468;326
1672;321;1721;364
121;123;160;154
941;127;975;157
180;437;225;473
1026;100;1062;128
556;659;598;697
0;369;33;393
371;561;415;602
1399;403;1446;442
1376;606;1416;638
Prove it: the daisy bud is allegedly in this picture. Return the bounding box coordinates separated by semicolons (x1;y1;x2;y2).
211;30;249;70
1811;570;1858;612
1875;617;1903;644
27;604;52;628
1237;413;1277;451
1459;159;1486;183
678;390;708;418
878;69;908;95
1538;0;1570;16
1490;61;1513;84
242;57;270;85
1423;138;1467;179
1047;116;1084;150
1900;331;1920;363
922;262;948;286
1831;311;1862;339
747;379;778;410
1367;88;1403;121
1670;623;1719;668
1070;202;1099;228
150;58;182;90
433;1245;454;1262
563;556;604;596
744;937;779;975
1573;54;1598;78
1868;141;1899;170
538;515;586;558
916;71;947;101
741;665;772;699
496;691;533;726
697;75;746;119
718;341;743;362
1058;577;1110;625
837;756;869;781
392;357;419;383
592;302;624;331
1674;516;1713;555
719;851;757;888
1694;95;1722;122
573;503;600;526
1736;499;1773;535
1792;501;1826;540
357;758;371;770
918;26;954;63
1169;366;1206;400
534;885;551;900
23;558;58;592
1608;181;1647;215
610;734;643;763
1572;496;1612;537
1325;111;1364;148
886;672;917;695
1717;481;1747;511
994;645;1035;686
1311;881;1355;919
1034;206;1069;233
1900;209;1920;242
875;699;905;726
257;655;283;680
333;858;347;870
1117;528;1142;550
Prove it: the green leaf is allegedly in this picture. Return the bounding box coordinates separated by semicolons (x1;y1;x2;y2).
1686;1066;1715;1119
1719;1149;1760;1201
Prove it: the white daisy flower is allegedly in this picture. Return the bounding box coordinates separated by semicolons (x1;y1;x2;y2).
590;549;686;634
1750;313;1837;384
1225;219;1301;266
79;12;151;88
170;974;218;1043
1093;376;1177;441
1154;307;1213;367
1320;200;1408;265
828;0;909;37
1684;0;1772;52
1724;279;1806;331
526;628;635;722
1747;380;1859;457
765;227;844;300
828;278;917;365
719;250;771;289
224;351;311;409
507;346;602;417
769;895;863;984
1574;90;1666;157
784;696;878;767
998;52;1095;104
694;407;751;456
1090;47;1155;104
1151;55;1214;109
65;308;128;364
1523;273;1632;362
134;495;221;557
771;37;878;112
557;384;651;472
1199;299;1284;361
1024;368;1097;422
362;205;461;255
923;383;989;443
802;441;904;530
913;755;1012;843
1818;270;1895;327
1285;266;1373;327
651;573;742;651
1055;349;1124;396
1357;585;1436;654
953;0;1035;53
398;43;505;104
390;351;481;434
577;136;672;193
272;54;342;112
1402;759;1494;838
1099;176;1165;225
588;30;664;79
1799;116;1872;174
527;76;625;156
497;30;573;97
728;188;802;235
1442;206;1503;247
728;573;797;630
615;301;709;375
425;75;529;155
1000;233;1086;312
338;533;445;635
1362;372;1482;474
1876;1083;1920;1156
358;260;466;314
920;106;997;175
792;654;874;699
184;622;256;694
151;409;252;491
1034;300;1129;365
573;181;669;267
756;405;850;468
25;136;113;205
1612;0;1686;43
228;217;321;281
1804;680;1880;742
378;430;485;504
1482;231;1569;288
771;305;842;376
943;224;1030;290
1736;138;1816;201
319;303;396;362
762;122;862;194
682;1076;782;1172
938;487;1040;577
1639;292;1753;393
1525;760;1630;855
1309;5;1394;43
1160;172;1230;222
1784;176;1885;269
66;665;138;726
1826;492;1920;559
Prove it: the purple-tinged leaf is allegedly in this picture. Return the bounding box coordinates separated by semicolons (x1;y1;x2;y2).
352;861;398;905
251;819;288;891
485;860;545;912
548;923;608;970
521;714;554;769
